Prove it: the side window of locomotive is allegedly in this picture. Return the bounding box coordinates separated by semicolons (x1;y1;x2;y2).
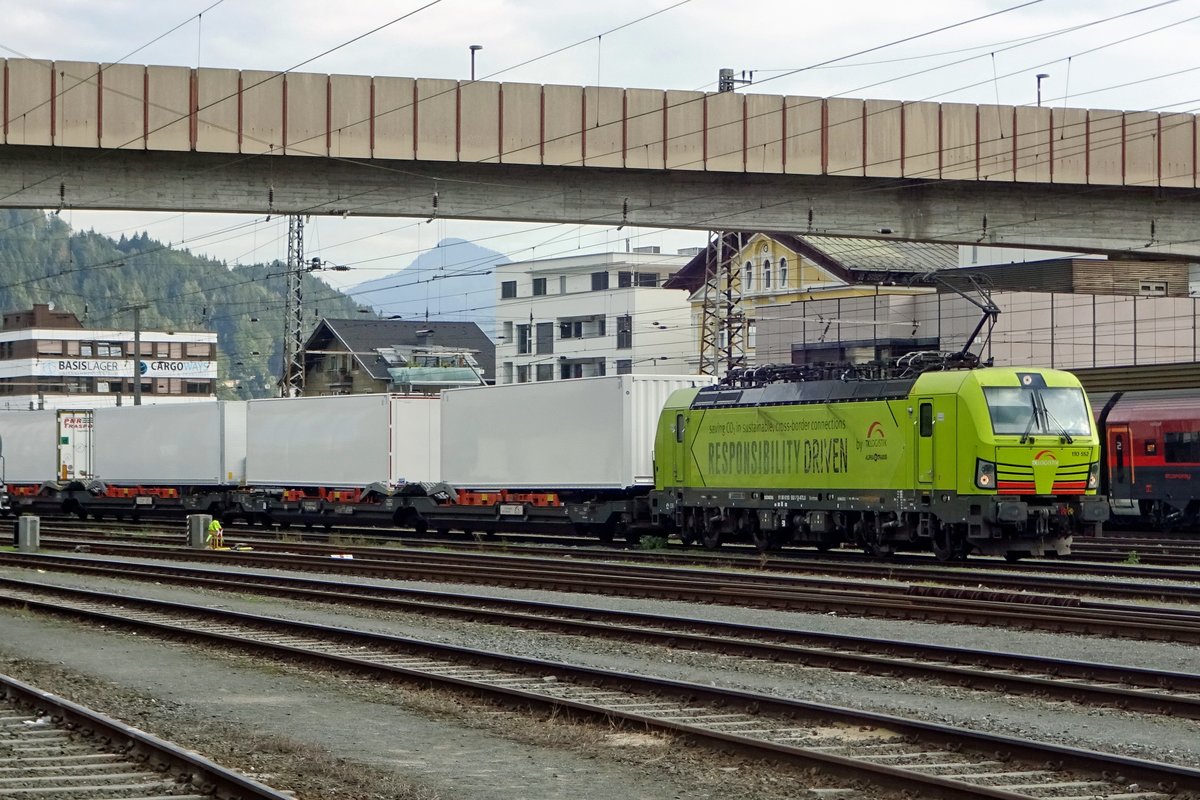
675;413;685;443
919;403;933;437
1164;431;1200;463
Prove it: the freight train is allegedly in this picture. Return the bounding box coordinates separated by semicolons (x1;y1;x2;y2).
0;364;1108;561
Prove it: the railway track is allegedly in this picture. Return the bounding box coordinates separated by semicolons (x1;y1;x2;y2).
33;527;1200;606
0;673;292;799
1;575;1197;800
4;552;1200;722
33;521;1200;587
23;537;1200;644
29;516;1200;568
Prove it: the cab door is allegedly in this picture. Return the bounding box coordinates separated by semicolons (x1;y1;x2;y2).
672;412;687;483
916;399;934;485
1108;425;1131;499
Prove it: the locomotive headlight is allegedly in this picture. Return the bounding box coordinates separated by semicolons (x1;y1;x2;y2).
1087;461;1100;489
975;459;997;490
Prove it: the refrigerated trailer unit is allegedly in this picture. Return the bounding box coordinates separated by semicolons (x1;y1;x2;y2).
440;375;716;491
235;393;441;528
244;393;440;487
407;375;717;541
93;402;247;486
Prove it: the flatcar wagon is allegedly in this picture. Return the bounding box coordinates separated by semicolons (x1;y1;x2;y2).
652;365;1107;561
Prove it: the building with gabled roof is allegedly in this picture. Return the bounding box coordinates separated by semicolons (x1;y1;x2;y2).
301;318;494;395
665;233;955;370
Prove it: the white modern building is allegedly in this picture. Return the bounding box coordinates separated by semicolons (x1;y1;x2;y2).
0;304;218;410
494;249;695;383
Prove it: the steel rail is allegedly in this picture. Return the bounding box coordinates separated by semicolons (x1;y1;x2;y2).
0;576;1195;800
3;552;1199;721
0;673;293;800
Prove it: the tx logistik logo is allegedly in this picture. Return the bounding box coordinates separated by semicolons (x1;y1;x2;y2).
1033;449;1058;466
858;421;889;459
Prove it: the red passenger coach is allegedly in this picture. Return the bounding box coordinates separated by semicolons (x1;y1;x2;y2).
1096;389;1200;527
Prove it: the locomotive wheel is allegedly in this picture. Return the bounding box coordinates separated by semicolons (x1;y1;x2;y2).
701;514;724;549
749;520;779;553
931;525;956;562
677;510;699;545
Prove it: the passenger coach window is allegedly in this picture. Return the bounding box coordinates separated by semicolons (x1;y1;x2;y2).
1165;432;1200;463
919;403;933;437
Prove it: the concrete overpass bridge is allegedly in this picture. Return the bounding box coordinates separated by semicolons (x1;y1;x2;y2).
2;57;1199;258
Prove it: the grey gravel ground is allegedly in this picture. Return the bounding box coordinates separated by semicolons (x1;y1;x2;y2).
1;552;1198;798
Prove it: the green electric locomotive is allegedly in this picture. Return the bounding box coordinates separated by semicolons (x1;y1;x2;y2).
651;364;1107;560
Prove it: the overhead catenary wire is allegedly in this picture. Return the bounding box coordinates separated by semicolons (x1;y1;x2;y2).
4;2;1195;357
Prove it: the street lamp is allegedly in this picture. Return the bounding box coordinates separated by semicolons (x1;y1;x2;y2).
1036;73;1050;107
469;44;483;80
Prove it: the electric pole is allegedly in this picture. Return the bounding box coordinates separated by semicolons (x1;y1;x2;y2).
698;231;747;376
281;214;305;397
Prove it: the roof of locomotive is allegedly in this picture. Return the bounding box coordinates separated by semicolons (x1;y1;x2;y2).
687;366;1082;410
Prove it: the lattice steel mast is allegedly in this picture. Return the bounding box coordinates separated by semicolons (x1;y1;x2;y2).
281;214;305;397
697;231;748;376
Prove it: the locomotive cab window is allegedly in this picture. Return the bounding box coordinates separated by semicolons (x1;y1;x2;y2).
982;386;1091;437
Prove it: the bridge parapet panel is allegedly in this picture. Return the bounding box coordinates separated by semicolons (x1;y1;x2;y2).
498;81;538;165
543;84;584;166
4;59;53;146
145;65;190;152
329;73;371;159
783;96;822;175
625;87;664;170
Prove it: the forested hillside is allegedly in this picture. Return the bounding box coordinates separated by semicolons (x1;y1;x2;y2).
0;209;368;398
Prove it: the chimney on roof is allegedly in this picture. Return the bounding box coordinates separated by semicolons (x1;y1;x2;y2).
415;328;434;347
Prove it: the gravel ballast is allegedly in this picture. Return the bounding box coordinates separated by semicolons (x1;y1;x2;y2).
1;554;1198;797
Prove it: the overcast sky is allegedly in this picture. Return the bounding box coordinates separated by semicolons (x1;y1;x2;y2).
4;0;1198;299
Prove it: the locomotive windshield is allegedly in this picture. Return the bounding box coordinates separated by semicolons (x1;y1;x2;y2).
983;387;1091;437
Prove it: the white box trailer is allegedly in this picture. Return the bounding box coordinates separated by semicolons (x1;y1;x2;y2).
0;410;59;484
244;394;440;488
92;402;247;485
440;375;716;491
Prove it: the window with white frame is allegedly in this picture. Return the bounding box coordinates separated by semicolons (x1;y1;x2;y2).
762;259;772;290
779;257;788;290
744;261;753;293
